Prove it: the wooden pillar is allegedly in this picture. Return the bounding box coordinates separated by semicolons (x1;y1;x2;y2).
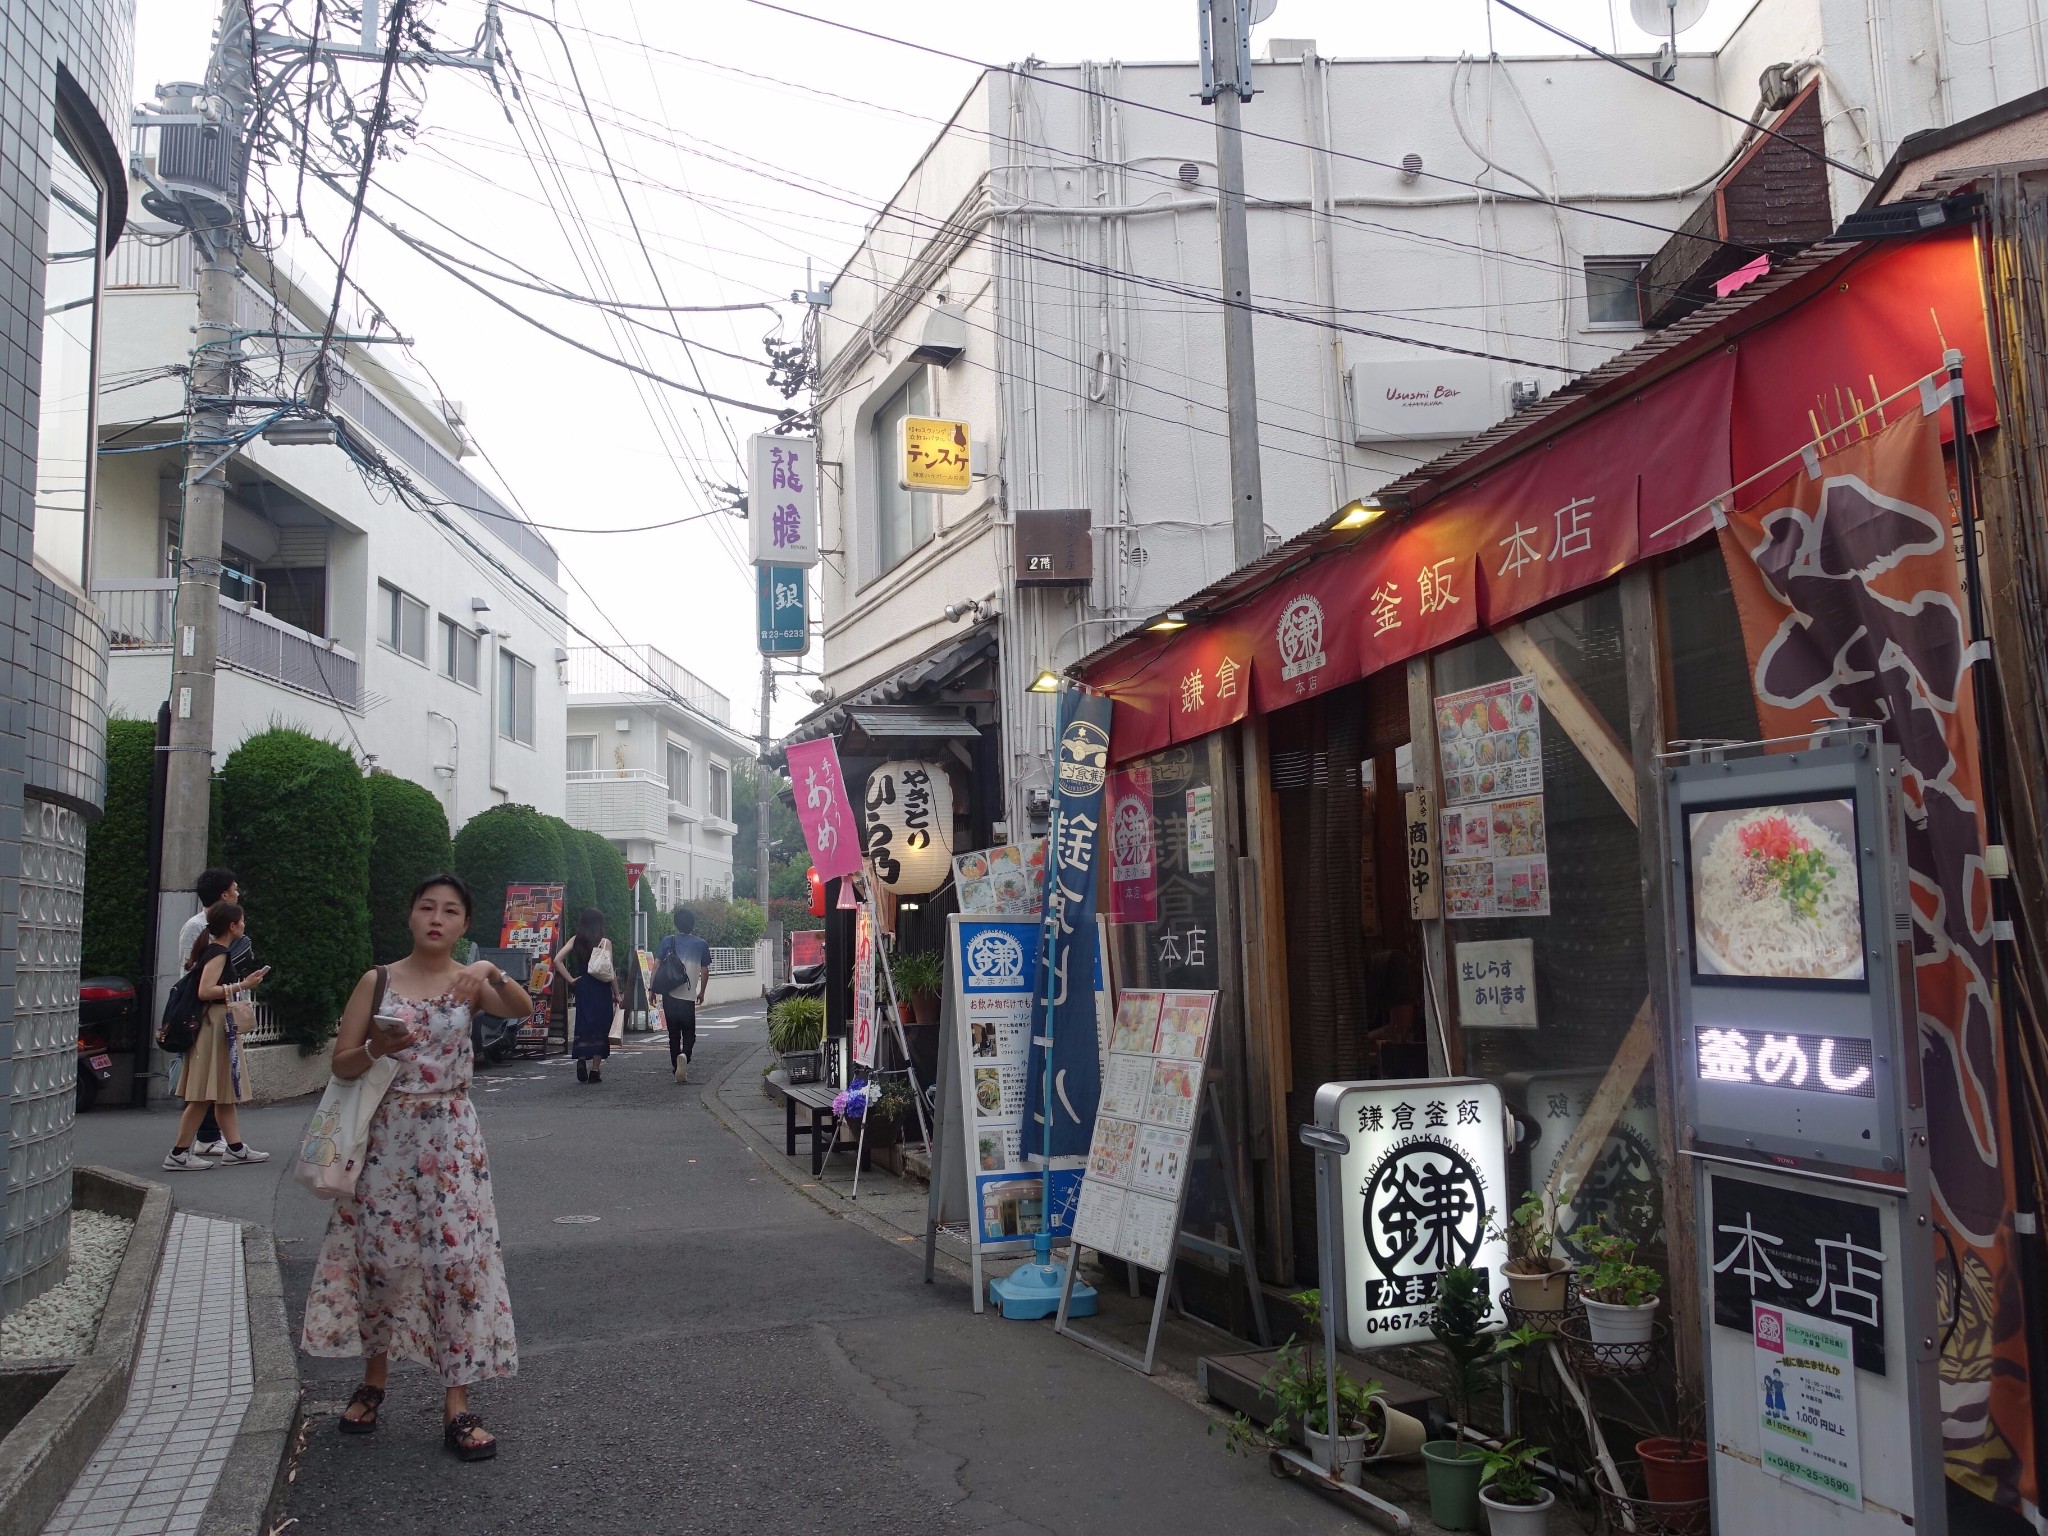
1238;712;1295;1283
1207;729;1261;1301
1405;653;1461;1075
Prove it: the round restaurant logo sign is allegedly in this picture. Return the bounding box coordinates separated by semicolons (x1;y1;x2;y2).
1056;719;1110;797
1277;594;1327;681
965;929;1026;986
1112;794;1153;875
1359;1136;1488;1283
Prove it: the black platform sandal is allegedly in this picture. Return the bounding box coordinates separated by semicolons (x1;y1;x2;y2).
338;1383;384;1435
444;1411;497;1461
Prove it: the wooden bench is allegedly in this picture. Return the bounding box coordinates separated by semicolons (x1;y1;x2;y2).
765;1069;841;1175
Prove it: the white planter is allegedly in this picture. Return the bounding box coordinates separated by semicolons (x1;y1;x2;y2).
1481;1485;1555;1535
1303;1424;1371;1485
1582;1296;1660;1366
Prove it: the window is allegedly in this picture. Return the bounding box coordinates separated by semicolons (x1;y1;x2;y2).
380;581;427;661
1584;257;1648;329
665;742;691;803
498;648;535;745
709;764;730;820
34;119;105;588
439;615;480;688
870;371;933;577
566;735;596;774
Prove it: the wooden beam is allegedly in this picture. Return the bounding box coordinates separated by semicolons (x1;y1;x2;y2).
1406;654;1461;1074
1238;712;1296;1284
1545;998;1657;1204
1496;621;1638;825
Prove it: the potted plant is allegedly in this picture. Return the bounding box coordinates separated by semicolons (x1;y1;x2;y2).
864;1077;915;1148
1478;1438;1555;1535
1496;1190;1570;1315
1422;1264;1496;1531
1636;1391;1709;1505
890;949;944;1024
768;995;827;1081
1577;1215;1662;1366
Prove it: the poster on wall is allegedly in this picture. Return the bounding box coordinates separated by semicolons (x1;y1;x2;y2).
1068;990;1217;1272
1753;1303;1864;1508
852;903;877;1068
1440;794;1551;918
952;840;1046;916
499;883;566;1045
1435;675;1543;806
1108;767;1158;923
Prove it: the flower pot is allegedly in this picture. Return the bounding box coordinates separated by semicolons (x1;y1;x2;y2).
1480;1484;1555;1536
1421;1440;1489;1532
1365;1399;1428;1460
1636;1437;1709;1503
1582;1296;1659;1366
1503;1262;1570;1315
912;990;941;1025
1303;1424;1371;1485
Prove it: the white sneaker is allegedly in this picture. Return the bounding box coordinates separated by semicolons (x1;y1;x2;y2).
219;1144;271;1164
197;1139;228;1157
674;1054;689;1083
162;1149;215;1172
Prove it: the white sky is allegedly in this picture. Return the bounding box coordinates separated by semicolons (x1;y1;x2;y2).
131;0;1754;740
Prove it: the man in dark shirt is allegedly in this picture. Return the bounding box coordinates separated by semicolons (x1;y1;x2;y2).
656;908;711;1083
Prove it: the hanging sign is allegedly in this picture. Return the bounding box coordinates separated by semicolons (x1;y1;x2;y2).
1024;689;1114;1158
1455;938;1537;1028
1405;788;1440;920
899;415;973;493
786;737;862;881
1107;768;1158;923
1754;1304;1865;1508
756;565;809;656
747;433;819;565
852;902;878;1068
863;760;955;894
1314;1077;1509;1350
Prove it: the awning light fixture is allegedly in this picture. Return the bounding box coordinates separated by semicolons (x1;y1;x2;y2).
1333;498;1384;531
1145;610;1190;633
1027;668;1063;693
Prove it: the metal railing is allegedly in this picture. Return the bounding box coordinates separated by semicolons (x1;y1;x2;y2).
566;645;730;723
94;580;359;710
709;946;754;975
238;1003;284;1046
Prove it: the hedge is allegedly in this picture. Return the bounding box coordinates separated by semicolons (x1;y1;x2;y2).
581;831;634;948
680;896;766;950
555;815;596;934
366;773;454;963
81;718;154;981
452;803;567;948
221;729;371;1051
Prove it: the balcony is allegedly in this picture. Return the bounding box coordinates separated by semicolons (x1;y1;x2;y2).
96;580;359;710
566;645;730;724
566;768;672;844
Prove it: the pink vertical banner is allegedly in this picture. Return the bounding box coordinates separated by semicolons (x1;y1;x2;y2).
1108;766;1158;923
787;737;863;881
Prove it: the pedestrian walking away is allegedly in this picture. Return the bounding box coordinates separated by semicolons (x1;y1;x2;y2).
556;907;622;1084
653;906;710;1083
175;867;238;1153
163;902;271;1172
300;873;530;1461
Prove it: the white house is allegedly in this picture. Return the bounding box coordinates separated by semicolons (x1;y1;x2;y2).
92;226;568;828
564;645;752;910
806;0;2036;828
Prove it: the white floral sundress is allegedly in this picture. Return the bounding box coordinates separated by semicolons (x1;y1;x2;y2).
300;987;518;1386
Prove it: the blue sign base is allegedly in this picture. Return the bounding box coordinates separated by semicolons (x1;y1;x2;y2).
990;1258;1098;1321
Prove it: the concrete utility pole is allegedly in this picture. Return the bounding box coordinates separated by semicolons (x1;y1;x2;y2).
1200;0;1268;570
756;656;773;910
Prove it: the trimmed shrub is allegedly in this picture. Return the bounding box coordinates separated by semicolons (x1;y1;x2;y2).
581;832;633;947
220;729;371;1051
366;773;454;963
82;718;154;982
452;803;567;948
681;896;766;950
555;815;595;932
767;896;814;937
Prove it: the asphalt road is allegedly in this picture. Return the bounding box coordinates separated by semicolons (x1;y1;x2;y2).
74;1002;1361;1535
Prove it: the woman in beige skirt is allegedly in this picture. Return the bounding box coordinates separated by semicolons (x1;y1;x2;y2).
162;902;272;1172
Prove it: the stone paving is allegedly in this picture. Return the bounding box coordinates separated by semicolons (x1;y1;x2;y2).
41;1214;250;1536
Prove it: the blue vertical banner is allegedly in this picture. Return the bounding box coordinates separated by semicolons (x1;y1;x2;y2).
756;564;809;656
1024;687;1113;1157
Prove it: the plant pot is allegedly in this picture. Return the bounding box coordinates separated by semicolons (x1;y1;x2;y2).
912;990;941;1025
1503;1262;1570;1315
1303;1424;1371;1485
1582;1296;1659;1365
1480;1484;1555;1536
1636;1437;1709;1503
1365;1399;1428;1460
1421;1440;1489;1532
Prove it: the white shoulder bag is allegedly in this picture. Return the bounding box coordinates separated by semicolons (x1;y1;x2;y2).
294;967;401;1200
587;938;616;983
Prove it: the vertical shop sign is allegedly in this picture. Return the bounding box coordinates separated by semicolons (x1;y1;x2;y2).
852;902;877;1068
1024;689;1113;1158
786;737;862;881
747;433;819;565
1107;768;1158;923
1405;788;1440;920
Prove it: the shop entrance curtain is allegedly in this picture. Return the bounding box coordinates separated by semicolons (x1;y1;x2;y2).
1718;405;2034;1510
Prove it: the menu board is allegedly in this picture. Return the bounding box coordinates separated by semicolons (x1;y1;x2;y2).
1434;675;1550;918
953;839;1047;916
499;883;565;1045
1069;990;1218;1272
1435;674;1543;807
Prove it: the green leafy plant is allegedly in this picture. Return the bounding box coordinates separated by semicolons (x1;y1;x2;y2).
1577;1217;1662;1306
1214;1290;1385;1455
681;896;767;949
82;718;154;982
365;772;454;964
1480;1437;1550;1507
452;803;568;948
1431;1265;1495;1446
1491;1190;1566;1276
768;994;826;1054
867;1078;915;1125
890;948;944;999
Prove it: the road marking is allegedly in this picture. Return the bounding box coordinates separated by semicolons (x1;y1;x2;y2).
552;1215;601;1225
696;1023;743;1030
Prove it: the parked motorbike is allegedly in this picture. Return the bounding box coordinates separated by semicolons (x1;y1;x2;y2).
77;977;136;1112
470;947;533;1066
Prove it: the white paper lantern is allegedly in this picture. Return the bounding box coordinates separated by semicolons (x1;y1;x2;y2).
863;760;955;894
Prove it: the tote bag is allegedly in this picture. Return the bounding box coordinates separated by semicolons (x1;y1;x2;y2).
294;968;399;1200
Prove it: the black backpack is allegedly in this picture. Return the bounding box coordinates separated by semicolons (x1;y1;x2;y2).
649;937;689;998
157;966;205;1055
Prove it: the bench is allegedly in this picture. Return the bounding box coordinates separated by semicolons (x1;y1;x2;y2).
765;1069;841;1175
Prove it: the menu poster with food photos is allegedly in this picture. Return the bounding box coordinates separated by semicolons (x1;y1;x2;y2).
1069;989;1217;1272
1440;792;1552;919
1435;675;1543;808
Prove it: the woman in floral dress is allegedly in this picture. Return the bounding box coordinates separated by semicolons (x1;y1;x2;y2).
301;873;532;1460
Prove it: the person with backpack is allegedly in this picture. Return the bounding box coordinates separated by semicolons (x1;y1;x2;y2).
652;907;710;1084
174;868;239;1153
163;902;271;1172
554;908;621;1084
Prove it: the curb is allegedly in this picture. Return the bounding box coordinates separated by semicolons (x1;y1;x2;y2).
0;1167;171;1536
196;1224;299;1536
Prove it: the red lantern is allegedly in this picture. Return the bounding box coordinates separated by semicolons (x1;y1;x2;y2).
807;866;826;917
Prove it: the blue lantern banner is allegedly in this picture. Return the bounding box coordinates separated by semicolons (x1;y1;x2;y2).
1024;688;1113;1158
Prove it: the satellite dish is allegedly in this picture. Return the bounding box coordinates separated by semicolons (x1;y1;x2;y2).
1249;0;1279;24
1628;0;1709;37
